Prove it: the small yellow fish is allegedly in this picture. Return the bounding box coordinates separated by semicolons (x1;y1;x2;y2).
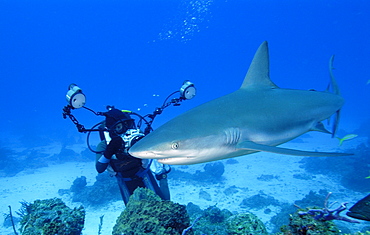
337;134;358;146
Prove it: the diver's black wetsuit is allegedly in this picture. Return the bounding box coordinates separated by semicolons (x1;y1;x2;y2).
96;134;146;196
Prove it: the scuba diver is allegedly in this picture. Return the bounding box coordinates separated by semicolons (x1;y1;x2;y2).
95;107;170;204
62;81;196;205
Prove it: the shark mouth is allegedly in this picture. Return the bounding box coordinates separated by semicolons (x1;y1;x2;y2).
156;156;198;165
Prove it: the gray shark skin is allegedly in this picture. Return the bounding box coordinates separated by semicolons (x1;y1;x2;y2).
129;41;350;165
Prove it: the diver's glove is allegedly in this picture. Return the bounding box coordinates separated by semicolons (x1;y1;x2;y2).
104;136;123;160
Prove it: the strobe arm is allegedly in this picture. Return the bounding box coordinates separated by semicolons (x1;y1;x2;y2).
62;105;87;133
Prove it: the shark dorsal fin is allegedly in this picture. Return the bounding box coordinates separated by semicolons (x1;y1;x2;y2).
240;41;278;89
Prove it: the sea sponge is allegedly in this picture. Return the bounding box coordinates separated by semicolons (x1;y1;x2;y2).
19;198;85;235
226;213;268;235
280;209;339;235
186;204;263;235
112;188;191;235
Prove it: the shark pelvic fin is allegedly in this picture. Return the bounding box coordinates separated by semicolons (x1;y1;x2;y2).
236;141;352;157
240;41;278;89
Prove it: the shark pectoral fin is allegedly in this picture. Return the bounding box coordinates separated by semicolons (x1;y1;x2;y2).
236;141;352;157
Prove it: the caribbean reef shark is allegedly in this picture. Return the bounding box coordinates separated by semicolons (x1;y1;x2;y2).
129;41;350;165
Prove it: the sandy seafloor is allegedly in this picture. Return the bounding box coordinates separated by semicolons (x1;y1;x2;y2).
0;132;369;234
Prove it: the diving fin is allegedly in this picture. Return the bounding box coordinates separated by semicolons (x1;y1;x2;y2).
347;194;370;221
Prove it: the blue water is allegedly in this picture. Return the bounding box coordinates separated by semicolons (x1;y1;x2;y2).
0;1;370;233
1;0;369;141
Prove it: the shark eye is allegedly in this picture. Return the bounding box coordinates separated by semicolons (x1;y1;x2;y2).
171;142;179;150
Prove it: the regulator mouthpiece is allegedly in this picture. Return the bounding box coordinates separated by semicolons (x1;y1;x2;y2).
180;80;196;100
66;84;86;109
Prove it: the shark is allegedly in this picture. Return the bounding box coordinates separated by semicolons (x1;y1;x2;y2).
129;41;351;165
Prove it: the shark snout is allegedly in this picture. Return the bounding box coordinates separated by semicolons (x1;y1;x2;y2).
129;149;157;159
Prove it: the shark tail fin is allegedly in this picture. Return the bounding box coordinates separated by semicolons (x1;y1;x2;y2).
326;55;341;138
326;55;341;95
331;110;341;138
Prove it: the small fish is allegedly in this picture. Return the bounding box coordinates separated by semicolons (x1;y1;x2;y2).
367;79;370;85
337;134;358;146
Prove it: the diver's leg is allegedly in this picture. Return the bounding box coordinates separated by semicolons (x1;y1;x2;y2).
142;171;168;200
156;173;170;200
124;178;146;195
115;175;131;205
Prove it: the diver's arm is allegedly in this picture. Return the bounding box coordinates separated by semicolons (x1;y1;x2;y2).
95;137;121;173
95;141;108;173
96;157;110;173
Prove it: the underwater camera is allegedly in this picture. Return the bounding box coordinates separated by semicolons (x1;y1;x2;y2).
62;80;196;153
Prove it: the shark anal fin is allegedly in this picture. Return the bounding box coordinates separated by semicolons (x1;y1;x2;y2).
236;141;352;157
310;122;332;134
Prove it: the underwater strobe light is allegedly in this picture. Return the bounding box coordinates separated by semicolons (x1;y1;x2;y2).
66;84;86;109
179;80;196;100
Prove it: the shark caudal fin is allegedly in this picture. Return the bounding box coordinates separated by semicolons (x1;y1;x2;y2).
326;55;342;137
327;55;341;95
